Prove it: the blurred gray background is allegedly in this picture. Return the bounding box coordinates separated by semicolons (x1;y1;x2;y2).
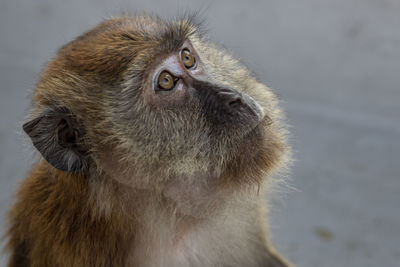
1;0;399;266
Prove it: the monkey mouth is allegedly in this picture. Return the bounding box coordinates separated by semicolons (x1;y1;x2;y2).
233;93;267;131
240;93;265;122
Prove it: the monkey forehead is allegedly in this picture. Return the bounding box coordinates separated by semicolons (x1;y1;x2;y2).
70;15;198;49
32;15;201;106
59;15;198;75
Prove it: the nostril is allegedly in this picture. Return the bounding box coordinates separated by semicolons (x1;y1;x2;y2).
228;97;242;108
217;91;243;108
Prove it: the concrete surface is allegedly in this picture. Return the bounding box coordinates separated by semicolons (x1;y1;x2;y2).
0;0;399;266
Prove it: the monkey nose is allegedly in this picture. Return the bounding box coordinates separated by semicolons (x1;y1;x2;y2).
217;90;243;110
218;89;265;121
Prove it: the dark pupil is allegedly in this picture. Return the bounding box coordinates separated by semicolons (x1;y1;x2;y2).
164;77;169;83
185;56;190;60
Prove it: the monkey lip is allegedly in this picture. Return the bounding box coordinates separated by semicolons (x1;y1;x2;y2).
238;97;272;137
241;94;265;122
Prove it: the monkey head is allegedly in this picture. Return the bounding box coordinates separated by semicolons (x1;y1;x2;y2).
23;15;287;188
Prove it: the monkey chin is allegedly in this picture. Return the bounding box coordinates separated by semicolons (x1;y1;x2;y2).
218;113;284;187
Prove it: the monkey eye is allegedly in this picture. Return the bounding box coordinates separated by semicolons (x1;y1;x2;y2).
181;49;196;69
157;71;176;90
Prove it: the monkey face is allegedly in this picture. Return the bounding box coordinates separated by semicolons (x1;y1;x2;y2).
114;39;278;182
145;40;264;136
23;16;286;184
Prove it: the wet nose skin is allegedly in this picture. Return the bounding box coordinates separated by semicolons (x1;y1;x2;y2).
216;90;243;110
187;75;264;126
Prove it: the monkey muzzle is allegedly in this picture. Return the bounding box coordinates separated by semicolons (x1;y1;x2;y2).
190;76;265;129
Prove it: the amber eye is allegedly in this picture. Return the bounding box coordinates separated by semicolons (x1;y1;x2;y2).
157;71;175;90
181;49;196;69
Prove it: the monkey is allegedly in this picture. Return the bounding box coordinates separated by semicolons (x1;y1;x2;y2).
5;14;292;267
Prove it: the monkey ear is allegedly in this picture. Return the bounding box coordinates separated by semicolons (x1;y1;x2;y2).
23;108;88;172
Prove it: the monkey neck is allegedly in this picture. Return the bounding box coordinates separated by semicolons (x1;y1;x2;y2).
89;166;245;222
34;161;261;264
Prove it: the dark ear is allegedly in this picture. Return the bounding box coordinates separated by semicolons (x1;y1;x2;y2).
23;108;88;172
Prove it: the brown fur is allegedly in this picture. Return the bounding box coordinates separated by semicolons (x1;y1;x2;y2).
6;14;292;266
7;162;134;266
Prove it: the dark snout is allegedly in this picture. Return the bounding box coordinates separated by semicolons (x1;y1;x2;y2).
189;76;264;126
